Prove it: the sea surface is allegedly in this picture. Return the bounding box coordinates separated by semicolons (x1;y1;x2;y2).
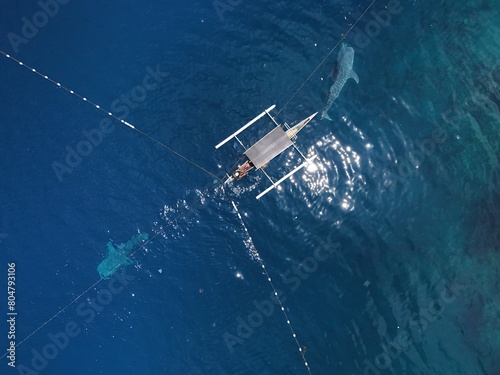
0;0;499;374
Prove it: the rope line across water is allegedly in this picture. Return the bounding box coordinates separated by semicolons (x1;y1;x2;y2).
0;190;206;360
231;200;312;375
0;1;380;371
0;50;222;182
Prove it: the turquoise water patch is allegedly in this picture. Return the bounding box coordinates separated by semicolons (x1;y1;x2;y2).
2;0;500;373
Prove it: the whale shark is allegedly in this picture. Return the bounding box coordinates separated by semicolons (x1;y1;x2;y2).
321;43;359;121
97;233;149;279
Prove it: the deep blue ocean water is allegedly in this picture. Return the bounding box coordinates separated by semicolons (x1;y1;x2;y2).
0;0;499;374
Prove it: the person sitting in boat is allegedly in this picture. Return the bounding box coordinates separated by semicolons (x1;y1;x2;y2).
232;160;254;180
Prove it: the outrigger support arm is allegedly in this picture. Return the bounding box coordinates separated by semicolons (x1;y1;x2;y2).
265;107;281;127
256;155;318;199
215;104;276;149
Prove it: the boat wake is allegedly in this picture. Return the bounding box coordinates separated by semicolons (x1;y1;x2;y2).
225;174;262;197
153;184;225;242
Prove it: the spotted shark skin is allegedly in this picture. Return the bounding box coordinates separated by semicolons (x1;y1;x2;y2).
321;43;359;121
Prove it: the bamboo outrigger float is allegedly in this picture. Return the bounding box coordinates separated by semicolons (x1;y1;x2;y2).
216;105;318;199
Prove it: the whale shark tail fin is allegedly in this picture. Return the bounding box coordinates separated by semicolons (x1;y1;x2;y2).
321;110;333;121
350;70;359;84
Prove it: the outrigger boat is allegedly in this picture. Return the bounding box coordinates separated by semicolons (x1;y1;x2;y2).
216;105;318;199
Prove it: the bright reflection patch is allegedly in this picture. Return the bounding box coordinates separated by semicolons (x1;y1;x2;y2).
306;162;318;173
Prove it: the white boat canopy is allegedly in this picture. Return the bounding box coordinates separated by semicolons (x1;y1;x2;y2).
244;127;293;169
215;105;318;199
